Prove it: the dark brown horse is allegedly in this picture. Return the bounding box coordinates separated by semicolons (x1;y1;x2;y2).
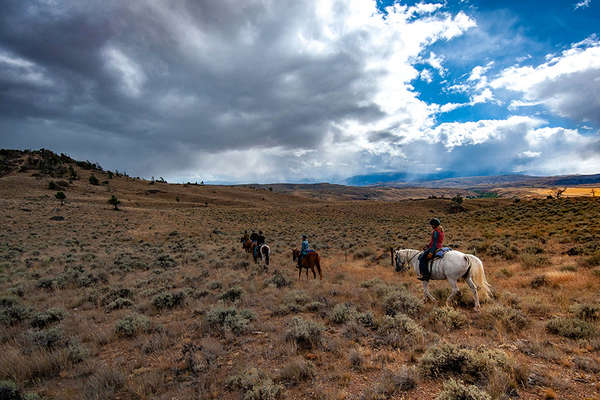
242;239;253;253
292;249;322;280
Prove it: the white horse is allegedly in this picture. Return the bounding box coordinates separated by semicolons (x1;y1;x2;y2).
392;248;492;311
253;244;270;270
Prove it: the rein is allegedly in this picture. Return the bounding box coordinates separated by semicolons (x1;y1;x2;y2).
403;251;421;266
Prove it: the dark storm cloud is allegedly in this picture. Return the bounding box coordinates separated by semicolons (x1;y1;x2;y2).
0;0;384;176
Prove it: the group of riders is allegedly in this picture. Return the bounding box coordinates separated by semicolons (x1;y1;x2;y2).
241;230;314;267
241;217;445;282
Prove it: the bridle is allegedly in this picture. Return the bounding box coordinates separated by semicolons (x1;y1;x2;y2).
397;250;420;271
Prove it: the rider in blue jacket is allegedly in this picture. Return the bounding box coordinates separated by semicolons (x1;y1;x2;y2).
298;234;309;267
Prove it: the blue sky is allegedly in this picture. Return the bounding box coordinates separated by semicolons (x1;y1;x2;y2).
0;0;599;183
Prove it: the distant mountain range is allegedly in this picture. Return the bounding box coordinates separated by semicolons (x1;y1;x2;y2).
346;172;600;189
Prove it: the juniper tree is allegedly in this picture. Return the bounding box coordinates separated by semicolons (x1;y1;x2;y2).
108;195;120;210
55;191;66;206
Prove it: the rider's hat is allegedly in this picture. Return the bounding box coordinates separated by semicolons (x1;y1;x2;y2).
259;230;263;234
302;234;307;239
429;218;441;227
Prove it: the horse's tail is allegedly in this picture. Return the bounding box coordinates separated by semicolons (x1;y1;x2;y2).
315;254;323;280
390;247;394;266
264;246;270;265
466;255;493;300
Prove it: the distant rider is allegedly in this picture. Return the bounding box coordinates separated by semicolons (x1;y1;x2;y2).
418;218;444;281
250;230;259;243
298;234;310;268
255;230;265;258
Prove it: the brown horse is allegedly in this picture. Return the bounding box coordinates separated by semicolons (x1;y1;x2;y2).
292;249;322;280
242;239;253;253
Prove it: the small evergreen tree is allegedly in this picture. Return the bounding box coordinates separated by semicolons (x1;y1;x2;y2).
108;195;120;210
107;171;113;179
89;174;99;185
452;194;464;204
69;165;77;179
55;191;66;205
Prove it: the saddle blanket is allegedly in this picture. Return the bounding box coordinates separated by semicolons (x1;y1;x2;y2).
435;247;452;258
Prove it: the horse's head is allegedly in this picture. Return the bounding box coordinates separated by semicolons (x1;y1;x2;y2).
394;249;408;272
292;248;299;261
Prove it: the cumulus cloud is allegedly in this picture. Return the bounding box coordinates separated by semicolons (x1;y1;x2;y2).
0;0;598;183
490;36;600;125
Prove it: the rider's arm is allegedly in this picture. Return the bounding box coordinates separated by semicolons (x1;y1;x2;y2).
430;230;439;252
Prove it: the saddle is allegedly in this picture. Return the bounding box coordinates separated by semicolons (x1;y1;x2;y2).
427;248;452;271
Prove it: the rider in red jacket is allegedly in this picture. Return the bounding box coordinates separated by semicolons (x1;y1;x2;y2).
418;218;444;281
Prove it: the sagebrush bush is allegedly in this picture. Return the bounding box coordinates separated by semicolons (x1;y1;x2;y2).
83;365;125;400
285;316;324;350
329;303;357;324
376;314;424;349
105;297;133;311
361;368;417;399
357;311;378;329
115;314;152;337
530;275;549;288
277;359;315;385
205;305;255;335
546;317;598;339
436;379;491;400
100;288;133;306
570;303;600;321
429;307;467;330
226;368;282;400
349;349;364;371
418;343;513;384
485;304;529;333
30;308;65;329
383;288;423;318
0;303;31;326
264;271;291;288
26;327;66;350
519;253;549;269
220;286;244;302
152;291;185;309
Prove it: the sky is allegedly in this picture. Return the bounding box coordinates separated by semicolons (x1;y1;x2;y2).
0;0;599;184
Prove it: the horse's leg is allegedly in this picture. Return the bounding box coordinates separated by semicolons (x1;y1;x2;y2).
445;279;459;307
423;281;437;303
298;267;302;280
465;276;481;311
315;256;322;280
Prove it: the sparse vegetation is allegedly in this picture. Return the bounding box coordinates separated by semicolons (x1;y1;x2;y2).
1;149;600;398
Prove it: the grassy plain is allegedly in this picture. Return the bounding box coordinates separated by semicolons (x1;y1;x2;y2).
1;150;599;399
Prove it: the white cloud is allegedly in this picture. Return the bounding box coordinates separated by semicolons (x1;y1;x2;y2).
0;49;52;86
102;46;146;97
425;51;446;76
420;68;433;83
574;0;591;9
491;36;600;124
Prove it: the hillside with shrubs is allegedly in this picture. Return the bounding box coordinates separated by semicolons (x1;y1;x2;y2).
0;149;599;399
